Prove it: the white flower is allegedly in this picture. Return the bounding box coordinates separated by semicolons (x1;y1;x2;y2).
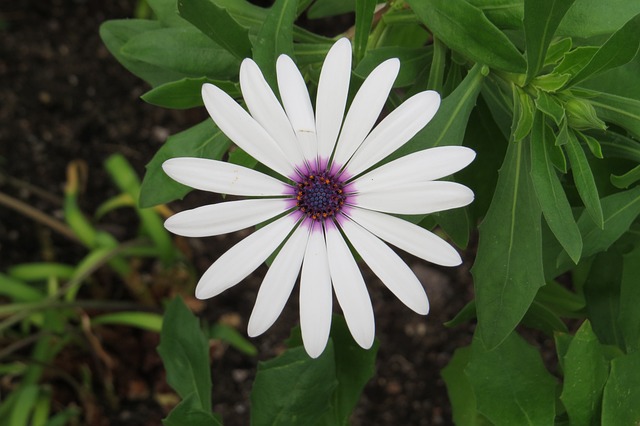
162;38;475;358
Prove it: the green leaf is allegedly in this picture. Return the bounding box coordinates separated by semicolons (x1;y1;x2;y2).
598;130;640;163
565;129;604;228
142;78;240;109
466;332;557;425
250;344;337;426
157;296;212;412
557;0;640;38
530;113;582;263
531;73;572;92
162;393;222;426
99;19;184;87
611;164;640;189
441;346;481;426
560;320;609;426
589;92;640;140
522;301;568;334
251;0;298;91
577;131;603;159
567;13;640;86
559;185;640;266
0;274;44;302
472;139;545;349
406;0;526;72
534;91;565;125
8;263;75;282
121;27;240;79
619;246;640;353
534;280;585;317
178;0;252;60
354;0;376;63
544;37;572;67
511;85;535;141
147;0;188;27
601;352;640;424
354;47;433;88
92;312;163;332
580;52;640;101
523;0;575;82
467;0;523;30
583;251;625;347
139;119;231;207
209;323;257;356
553;47;598;80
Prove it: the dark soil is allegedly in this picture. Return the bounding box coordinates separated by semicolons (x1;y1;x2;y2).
0;1;475;425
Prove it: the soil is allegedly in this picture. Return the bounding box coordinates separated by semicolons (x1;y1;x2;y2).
0;1;476;425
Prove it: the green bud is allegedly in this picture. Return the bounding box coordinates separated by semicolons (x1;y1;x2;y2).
564;97;607;131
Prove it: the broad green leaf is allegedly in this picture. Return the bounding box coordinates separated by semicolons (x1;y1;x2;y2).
139;119;231;207
178;0;252;60
406;0;526;73
534;280;585;317
530;113;582;263
557;0;640;38
284;316;378;425
583;251;624;347
467;0;523;30
511;85;535;141
92;312;163;332
534;92;565;125
589;92;640;140
601;352;640;425
121;27;240;79
354;47;433;88
619;246;640;353
466;332;557;425
558;185;640;266
555;332;573;373
611;164;640;189
162;393;222;426
250;344;337;426
580;52;640;101
441;346;481;426
553;47;598;79
565;129;604;227
157;296;212;412
568;13;640;86
427;37;447;92
472;139;545;349
99;20;184;87
560;320;609;426
251;0;298;91
577;131;603;158
523;0;576;82
142;78;240;109
354;0;376;62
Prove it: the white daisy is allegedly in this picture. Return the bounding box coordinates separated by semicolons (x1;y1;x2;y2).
162;38;476;358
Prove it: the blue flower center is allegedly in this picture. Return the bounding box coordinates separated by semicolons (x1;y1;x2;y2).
296;171;346;221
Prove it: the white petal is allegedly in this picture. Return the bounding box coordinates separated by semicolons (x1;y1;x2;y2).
345;91;442;176
277;54;317;165
299;226;332;358
240;59;306;168
352;146;476;192
316;38;352;161
248;224;310;337
332;58;400;167
163;158;287;196
348;207;462;267
325;224;375;349
195;214;297;299
354;181;474;215
201;83;295;178
340;218;429;314
164;199;289;237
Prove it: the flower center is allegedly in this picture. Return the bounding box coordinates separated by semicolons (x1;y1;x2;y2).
295;171;346;221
